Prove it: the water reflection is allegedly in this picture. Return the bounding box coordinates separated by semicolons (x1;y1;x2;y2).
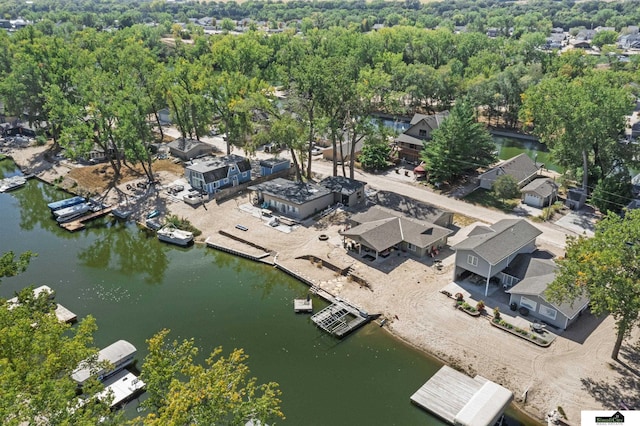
78;221;169;285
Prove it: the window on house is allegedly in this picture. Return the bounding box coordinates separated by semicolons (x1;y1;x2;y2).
407;243;416;251
538;305;557;320
419;129;427;137
520;296;538;312
467;255;478;266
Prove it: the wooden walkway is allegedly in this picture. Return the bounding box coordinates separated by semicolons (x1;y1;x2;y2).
61;207;113;232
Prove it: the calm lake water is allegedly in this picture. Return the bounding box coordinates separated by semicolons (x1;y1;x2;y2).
0;158;539;425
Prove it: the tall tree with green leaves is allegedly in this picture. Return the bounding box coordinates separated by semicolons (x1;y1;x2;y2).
136;329;283;426
521;71;635;195
546;210;640;360
420;102;496;184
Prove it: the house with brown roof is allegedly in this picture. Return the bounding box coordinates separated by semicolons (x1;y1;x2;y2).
341;206;453;260
185;154;251;194
478;153;540;190
395;112;449;164
520;177;559;208
452;219;542;296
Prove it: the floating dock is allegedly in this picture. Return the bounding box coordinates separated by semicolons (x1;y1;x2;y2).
61;206;113;232
310;299;371;338
294;298;313;313
96;369;145;408
410;365;513;426
7;285;76;323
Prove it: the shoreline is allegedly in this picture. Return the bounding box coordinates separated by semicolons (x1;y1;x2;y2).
4;142;637;426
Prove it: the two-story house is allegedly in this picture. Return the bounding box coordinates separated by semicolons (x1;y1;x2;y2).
395;112;449;164
452;219;542;296
185;154;251;194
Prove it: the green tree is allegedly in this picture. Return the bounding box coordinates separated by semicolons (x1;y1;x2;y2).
546;210;640;360
420;102;496;184
492;174;520;202
135;329;283;426
521;72;635;194
359;131;392;171
591;167;633;214
0;251;34;281
591;30;619;49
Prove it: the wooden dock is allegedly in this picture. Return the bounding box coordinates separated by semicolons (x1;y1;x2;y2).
61;207;113;232
7;285;77;323
311;299;370;338
410;366;513;426
294;298;313;313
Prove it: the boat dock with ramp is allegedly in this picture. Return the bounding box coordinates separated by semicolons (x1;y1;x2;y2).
60;206;113;232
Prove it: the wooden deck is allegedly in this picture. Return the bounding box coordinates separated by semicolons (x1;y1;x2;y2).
410;366;513;426
54;304;77;323
8;285;77;323
294;298;313;313
61;207;113;232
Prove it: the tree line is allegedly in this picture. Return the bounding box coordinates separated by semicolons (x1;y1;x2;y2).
1;18;639;211
4;0;640;35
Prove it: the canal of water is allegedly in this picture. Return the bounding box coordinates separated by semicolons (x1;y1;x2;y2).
375;117;561;173
0;158;540;425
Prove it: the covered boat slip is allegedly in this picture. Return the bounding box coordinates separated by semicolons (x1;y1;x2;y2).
410;366;513;426
72;340;137;385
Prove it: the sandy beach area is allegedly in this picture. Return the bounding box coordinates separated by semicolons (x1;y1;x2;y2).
4;140;639;425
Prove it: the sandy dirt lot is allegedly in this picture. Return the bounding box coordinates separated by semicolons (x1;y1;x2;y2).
5;141;640;425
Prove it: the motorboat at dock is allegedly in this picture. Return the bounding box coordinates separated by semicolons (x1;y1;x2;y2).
54;202;93;223
48;196;86;212
157;225;194;246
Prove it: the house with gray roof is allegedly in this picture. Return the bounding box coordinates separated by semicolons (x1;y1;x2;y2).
452;219;542;296
318;176;366;207
185;154;251;194
505;255;589;330
248;178;334;220
520;177;559;208
168;138;213;161
395;112;449;164
478;153;540;190
341;206;452;259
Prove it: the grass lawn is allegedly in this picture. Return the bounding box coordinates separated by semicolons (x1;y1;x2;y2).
463;188;520;213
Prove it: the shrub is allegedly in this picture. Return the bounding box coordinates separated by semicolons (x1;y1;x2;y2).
493;307;501;320
476;300;485;311
461;302;471;310
455;292;464;302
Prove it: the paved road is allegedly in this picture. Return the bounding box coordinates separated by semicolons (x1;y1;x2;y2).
165;128;574;251
308;159;573;251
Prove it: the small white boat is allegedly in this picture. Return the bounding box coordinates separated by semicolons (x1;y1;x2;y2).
0;175;27;192
112;207;132;220
54;202;92;223
157;225;193;246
